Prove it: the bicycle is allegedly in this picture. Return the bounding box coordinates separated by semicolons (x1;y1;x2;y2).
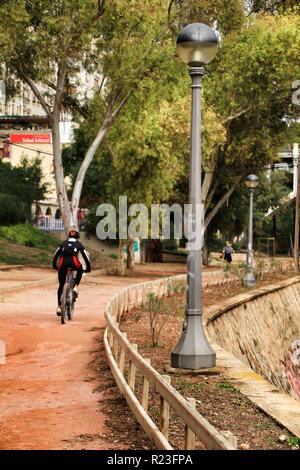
60;268;76;324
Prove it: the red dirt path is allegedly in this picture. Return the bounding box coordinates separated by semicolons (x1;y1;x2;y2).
0;265;186;450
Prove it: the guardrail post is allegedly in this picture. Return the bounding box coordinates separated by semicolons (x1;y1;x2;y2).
221;431;237;448
157;281;161;298
141;358;151;412
113;323;119;359
123;292;127;314
120;292;126;317
128;288;132;308
185;398;196;450
128;344;138;392
118;332;127;374
108;326;114;349
160;375;171;440
142;286;146;306
112;299;117;321
116;296;120;321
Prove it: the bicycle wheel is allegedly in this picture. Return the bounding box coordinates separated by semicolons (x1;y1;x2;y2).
67;289;74;320
61;283;69;325
67;304;74;320
66;272;75;320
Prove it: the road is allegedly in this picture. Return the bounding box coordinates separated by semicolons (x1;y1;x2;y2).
0;265;186;450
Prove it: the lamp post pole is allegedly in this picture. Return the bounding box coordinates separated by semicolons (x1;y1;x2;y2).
244;175;259;288
171;23;219;370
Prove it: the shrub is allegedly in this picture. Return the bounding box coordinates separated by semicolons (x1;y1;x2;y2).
0;194;28;225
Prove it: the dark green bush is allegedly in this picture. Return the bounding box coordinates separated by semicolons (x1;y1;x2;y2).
0;194;28;225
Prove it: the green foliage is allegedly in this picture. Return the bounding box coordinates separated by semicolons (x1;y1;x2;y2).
168;0;245;35
287;436;299;447
0;223;58;266
169;280;186;295
18;157;48;203
206;14;300;169
145;292;176;347
230;262;248;285
62;127;113;206
287;122;300;143
0;0;100;91
245;0;300;14
210;171;290;244
84;205;98;235
0;160;46;225
267;204;295;254
0;194;27;225
218;380;236;393
0;224;57;249
4;1;300;247
145;292;165;347
174;377;204;394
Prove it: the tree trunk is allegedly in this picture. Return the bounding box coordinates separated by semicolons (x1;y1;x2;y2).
70;93;131;225
202;228;209;266
204;177;243;231
51;112;71;235
117;239;127;276
127;239;135;270
71;117;111;224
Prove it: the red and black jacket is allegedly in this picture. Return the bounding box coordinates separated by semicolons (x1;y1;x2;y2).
52;238;91;272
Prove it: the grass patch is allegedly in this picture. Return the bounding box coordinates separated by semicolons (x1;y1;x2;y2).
288;437;299;447
174;377;204;394
0;224;57;249
218;380;236;393
0;224;59;266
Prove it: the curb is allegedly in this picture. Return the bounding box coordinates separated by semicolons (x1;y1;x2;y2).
0;278;54;295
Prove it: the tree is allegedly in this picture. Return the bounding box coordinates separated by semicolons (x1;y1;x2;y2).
62;126;113;208
201;13;300;235
0;1;175;234
0;0;104;232
67;11;300;268
158;12;300;263
210;170;290;242
19;157;48;204
245;0;300;15
168;0;245;35
0;159;46;224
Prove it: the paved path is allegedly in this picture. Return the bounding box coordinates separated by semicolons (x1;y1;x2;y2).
0;264;190;450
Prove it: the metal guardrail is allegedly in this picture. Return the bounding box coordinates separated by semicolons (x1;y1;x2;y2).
104;274;237;450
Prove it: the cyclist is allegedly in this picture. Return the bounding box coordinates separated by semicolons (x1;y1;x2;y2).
52;226;91;316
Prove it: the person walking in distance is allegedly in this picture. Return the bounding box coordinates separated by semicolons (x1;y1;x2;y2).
223;241;234;263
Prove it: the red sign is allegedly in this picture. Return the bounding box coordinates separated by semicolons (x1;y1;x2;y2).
10;133;51;144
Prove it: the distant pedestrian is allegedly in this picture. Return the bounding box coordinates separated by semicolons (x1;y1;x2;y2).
223;241;234;263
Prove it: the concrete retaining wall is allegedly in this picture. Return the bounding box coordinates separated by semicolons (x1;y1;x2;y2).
206;277;300;401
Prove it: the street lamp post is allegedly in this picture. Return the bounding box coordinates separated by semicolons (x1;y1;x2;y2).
171;23;219;370
244;174;259;288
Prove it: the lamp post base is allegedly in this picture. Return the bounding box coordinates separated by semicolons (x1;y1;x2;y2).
243;270;256;288
171;314;216;369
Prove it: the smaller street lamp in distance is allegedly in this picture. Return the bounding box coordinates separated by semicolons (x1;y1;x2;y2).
244;174;259;288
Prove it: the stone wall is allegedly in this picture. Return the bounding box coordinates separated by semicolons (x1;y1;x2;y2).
206;278;300;401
